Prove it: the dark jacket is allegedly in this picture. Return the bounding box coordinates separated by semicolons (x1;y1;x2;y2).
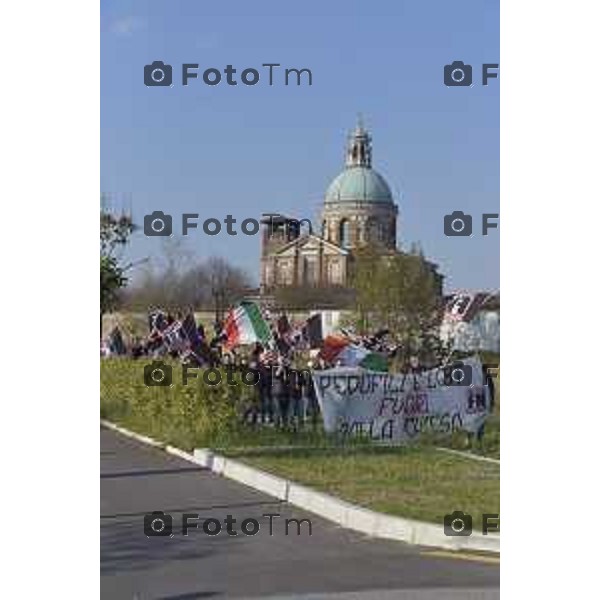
271;365;290;400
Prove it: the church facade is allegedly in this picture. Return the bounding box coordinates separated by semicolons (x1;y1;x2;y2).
260;121;439;295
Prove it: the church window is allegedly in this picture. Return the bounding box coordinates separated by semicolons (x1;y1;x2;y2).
339;219;350;247
366;218;378;243
329;260;341;284
303;257;317;285
278;261;293;285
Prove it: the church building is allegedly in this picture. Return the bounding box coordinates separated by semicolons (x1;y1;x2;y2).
260;121;440;296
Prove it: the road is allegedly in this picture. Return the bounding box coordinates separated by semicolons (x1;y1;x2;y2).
101;426;499;599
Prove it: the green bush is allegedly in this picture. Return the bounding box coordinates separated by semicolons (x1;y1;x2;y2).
100;359;257;450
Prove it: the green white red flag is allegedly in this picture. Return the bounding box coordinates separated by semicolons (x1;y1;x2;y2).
223;302;272;350
319;335;389;372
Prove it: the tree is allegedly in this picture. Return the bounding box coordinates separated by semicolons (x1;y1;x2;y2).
348;244;384;333
348;244;446;366
101;256;127;317
100;208;135;335
120;255;254;313
204;257;254;320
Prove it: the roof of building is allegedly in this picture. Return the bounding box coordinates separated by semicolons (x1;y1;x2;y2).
325;166;394;204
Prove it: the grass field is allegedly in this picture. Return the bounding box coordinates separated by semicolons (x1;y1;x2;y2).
236;445;499;530
101;358;499;527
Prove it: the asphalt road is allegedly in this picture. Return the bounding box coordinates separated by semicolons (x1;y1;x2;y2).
101;426;499;599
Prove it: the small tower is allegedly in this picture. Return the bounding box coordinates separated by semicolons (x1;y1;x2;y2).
345;116;372;168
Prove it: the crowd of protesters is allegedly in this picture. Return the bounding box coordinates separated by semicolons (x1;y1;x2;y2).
238;341;321;428
101;307;497;440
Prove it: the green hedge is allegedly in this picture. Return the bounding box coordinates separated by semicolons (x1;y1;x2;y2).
100;358;337;451
100;359;258;450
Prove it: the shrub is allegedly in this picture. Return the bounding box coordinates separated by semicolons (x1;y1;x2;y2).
100;359;256;450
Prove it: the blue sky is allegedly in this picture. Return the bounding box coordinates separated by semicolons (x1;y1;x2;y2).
101;0;499;292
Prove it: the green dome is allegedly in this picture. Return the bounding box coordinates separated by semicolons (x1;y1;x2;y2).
325;166;393;204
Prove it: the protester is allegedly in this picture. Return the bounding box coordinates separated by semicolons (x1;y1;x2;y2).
271;356;290;428
300;362;319;429
130;337;146;359
288;369;304;427
258;355;274;424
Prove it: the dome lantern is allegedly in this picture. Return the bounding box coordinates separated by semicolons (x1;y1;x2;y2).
345;115;372;168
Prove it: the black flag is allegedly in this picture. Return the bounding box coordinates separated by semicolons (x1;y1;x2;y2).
303;314;323;349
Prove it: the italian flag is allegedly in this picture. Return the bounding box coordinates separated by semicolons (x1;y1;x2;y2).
319;335;388;372
224;302;272;350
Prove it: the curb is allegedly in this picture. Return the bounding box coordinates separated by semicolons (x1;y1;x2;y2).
101;420;499;554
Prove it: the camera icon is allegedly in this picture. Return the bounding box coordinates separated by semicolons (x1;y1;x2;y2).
443;361;473;387
444;511;473;536
144;511;173;537
144;211;173;237
144;61;173;87
144;361;173;387
444;211;472;237
444;61;473;87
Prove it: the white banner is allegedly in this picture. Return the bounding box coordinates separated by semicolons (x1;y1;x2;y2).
312;357;491;443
